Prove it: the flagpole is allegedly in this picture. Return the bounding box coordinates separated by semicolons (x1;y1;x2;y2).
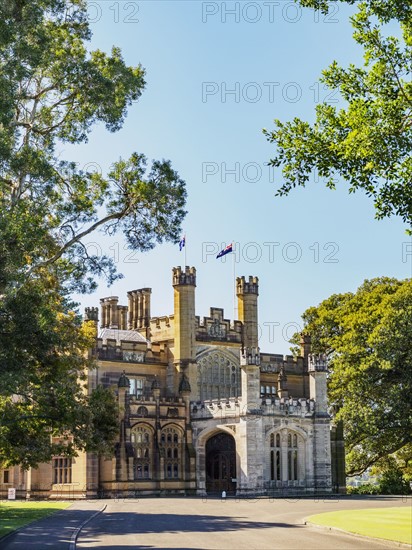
184;234;187;266
233;240;236;320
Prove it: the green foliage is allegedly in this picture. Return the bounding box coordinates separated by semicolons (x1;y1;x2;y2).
0;1;187;466
371;453;412;494
0;277;119;468
378;466;411;495
0;0;186;292
265;1;412;229
296;278;412;476
346;483;379;495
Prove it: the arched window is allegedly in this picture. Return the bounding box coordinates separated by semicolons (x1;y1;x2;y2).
161;427;181;479
197;352;240;400
269;431;302;484
131;426;152;480
137;406;149;417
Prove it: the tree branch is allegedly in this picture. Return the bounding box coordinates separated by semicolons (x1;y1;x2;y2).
26;209;128;275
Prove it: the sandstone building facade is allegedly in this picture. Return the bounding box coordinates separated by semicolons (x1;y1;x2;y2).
1;267;345;498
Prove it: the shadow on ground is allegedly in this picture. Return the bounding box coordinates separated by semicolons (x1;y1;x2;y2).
77;511;303;549
1;509;98;549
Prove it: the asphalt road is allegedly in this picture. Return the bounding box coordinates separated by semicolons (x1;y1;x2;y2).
76;495;411;549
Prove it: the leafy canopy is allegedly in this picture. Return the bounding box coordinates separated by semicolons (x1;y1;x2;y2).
293;277;412;476
265;0;412;229
0;0;187;466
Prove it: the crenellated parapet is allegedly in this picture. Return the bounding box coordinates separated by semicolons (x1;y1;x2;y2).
236;275;259;295
259;353;304;374
190;395;315;420
84;307;99;322
149;315;175;342
241;347;261;366
196;307;242;343
95;337;168;364
308;353;328;372
172;266;196;287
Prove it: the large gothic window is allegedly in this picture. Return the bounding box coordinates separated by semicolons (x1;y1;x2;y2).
269;431;303;484
197;351;240;401
131;426;152;479
161;427;181;479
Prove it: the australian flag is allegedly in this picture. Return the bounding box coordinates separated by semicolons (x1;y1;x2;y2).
179;235;186;251
216;243;233;259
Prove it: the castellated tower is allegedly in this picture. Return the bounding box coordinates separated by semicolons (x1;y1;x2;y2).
172;266;198;399
236;276;259;349
237;276;260;406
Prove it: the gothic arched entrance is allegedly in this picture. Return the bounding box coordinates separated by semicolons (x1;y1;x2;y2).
206;432;236;494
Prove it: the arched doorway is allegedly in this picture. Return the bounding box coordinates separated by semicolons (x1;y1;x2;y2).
206;432;236;494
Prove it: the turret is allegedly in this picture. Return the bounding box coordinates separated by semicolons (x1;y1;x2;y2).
172;266;197;398
236;276;259;349
84;307;99;323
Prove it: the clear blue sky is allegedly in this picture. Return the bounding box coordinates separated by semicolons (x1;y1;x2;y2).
68;1;412;354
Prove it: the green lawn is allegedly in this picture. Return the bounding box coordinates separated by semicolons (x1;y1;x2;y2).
307;506;412;544
0;501;71;538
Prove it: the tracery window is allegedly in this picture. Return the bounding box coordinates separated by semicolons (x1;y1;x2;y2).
161;427;181;479
197;352;240;400
269;431;302;483
131;426;152;479
137;406;148;417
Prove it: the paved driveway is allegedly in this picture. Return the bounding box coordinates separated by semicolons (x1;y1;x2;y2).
76;495;411;549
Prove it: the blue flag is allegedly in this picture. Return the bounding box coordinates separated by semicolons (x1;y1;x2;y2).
216;243;233;259
179;235;186;251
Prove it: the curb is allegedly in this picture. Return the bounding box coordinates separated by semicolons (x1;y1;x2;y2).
69;504;107;550
305;520;412;548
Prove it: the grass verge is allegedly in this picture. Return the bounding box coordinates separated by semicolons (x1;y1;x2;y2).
0;501;71;538
307;506;412;544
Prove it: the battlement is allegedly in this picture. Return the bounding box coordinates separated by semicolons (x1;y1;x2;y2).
241;347;261;366
95;337;168;364
196;307;242;343
172;266;196;287
84;307;98;322
236;275;259;296
190;395;315;420
308;353;328;372
259;353;304;374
